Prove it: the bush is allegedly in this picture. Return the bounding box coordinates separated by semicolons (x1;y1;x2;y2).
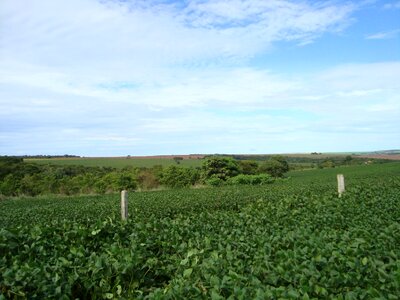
238;160;259;175
318;160;335;169
227;174;274;185
259;157;289;177
136;167;162;190
0;174;20;196
205;175;225;187
99;172;137;192
159;166;200;188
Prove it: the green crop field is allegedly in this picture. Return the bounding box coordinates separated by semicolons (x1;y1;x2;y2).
1;163;400;299
24;157;204;169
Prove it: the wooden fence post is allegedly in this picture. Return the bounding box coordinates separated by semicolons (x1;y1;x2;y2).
337;174;345;197
121;190;128;220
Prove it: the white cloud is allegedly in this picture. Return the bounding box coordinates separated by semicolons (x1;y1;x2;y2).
181;0;355;34
0;0;359;105
0;0;356;70
2;60;398;152
383;1;400;9
0;0;399;155
366;29;400;40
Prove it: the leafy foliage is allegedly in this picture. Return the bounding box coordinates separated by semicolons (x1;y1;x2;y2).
159;166;200;188
238;160;259;175
258;156;289;177
202;156;240;181
226;174;274;185
204;175;225;187
1;163;400;298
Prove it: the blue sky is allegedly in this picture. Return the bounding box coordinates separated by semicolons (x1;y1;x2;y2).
0;0;399;156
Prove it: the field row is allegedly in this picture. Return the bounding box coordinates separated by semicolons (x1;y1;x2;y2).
1;164;399;299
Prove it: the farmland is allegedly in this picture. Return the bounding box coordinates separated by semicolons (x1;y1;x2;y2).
1;163;400;298
24;152;396;172
24;156;204;169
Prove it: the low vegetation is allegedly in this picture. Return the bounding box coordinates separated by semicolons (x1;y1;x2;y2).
0;163;399;298
0;156;291;197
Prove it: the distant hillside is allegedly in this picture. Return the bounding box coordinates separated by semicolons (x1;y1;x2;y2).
353;150;400;161
369;150;400;155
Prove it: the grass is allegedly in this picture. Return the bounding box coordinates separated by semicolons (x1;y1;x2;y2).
24;156;204;169
287;161;400;182
25;153;397;170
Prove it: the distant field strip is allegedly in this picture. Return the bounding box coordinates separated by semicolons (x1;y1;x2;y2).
25;156;204;168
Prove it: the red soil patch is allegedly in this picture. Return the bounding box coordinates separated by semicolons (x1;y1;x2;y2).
357;155;400;161
126;155;206;160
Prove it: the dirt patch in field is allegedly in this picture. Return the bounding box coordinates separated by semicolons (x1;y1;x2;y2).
126;155;206;160
356;155;400;161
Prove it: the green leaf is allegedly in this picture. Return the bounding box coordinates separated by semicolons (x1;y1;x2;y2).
55;286;62;294
287;289;300;298
211;290;223;300
116;285;122;295
187;249;197;257
362;257;368;265
183;268;193;278
91;229;101;235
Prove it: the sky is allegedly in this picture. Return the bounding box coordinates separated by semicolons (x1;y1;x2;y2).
0;0;399;156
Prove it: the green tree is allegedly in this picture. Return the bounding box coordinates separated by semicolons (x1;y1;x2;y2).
160;166;199;188
202;156;240;181
259;157;289;177
173;157;184;165
136;167;161;190
271;156;289;173
318;160;335;169
19;174;44;196
0;174;20;196
0;156;23;181
238;160;259;175
344;155;353;164
100;172;137;192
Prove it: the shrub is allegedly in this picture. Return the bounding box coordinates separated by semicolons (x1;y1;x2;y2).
238;160;259;175
136;168;161;190
259;157;289;177
205;175;225;187
159;166;200;188
227;174;274;185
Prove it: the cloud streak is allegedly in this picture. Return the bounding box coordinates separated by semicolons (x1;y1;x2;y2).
383;1;400;9
366;29;400;40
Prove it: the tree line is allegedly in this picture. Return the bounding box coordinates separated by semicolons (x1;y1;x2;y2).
0;156;290;197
